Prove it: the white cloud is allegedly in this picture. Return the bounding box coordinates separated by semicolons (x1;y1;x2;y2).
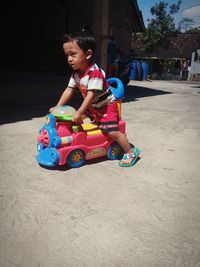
183;5;200;19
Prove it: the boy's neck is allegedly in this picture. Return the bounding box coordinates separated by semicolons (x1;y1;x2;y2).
77;63;94;75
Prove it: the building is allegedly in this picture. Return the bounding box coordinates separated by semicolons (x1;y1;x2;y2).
1;0;144;73
133;33;200;80
189;49;200;81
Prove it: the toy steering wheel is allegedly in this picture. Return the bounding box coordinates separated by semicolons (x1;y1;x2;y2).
51;105;76;121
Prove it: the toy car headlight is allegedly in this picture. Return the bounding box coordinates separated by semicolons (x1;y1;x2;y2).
45;116;50;125
37;142;45;152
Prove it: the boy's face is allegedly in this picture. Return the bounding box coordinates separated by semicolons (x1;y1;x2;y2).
63;41;92;73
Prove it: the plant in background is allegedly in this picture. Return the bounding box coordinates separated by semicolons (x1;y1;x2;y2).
132;0;182;56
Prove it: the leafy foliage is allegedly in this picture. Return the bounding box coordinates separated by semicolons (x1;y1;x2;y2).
132;1;182;55
185;27;200;34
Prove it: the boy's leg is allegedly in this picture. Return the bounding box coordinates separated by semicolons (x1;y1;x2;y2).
108;131;139;166
95;103;140;166
108;131;132;153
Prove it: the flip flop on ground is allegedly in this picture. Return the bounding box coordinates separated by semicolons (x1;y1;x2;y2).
119;147;141;167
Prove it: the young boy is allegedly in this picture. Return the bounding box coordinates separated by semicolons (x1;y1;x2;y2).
49;31;140;167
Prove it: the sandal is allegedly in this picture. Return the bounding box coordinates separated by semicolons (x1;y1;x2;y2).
119;148;140;167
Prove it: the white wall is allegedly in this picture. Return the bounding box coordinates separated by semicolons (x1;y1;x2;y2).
189;49;200;80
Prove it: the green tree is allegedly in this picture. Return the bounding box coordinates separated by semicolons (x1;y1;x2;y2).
133;0;182;55
185;27;200;34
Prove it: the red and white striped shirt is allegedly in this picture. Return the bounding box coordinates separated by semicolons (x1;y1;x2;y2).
68;64;115;108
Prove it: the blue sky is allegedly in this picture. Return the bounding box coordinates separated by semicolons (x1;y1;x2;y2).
137;0;200;30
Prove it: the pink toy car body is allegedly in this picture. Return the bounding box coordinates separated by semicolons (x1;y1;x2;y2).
37;114;126;168
36;78;126;168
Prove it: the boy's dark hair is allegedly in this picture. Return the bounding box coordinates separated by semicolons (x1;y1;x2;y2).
63;29;97;53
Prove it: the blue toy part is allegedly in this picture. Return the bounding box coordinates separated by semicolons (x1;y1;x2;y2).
37;142;45;152
45;113;56;128
39;114;58;148
107;142;124;160
67;149;86;168
36;147;60;167
107;77;125;100
53;136;62;148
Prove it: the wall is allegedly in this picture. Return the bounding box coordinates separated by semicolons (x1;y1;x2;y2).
109;0;139;53
1;1;68;72
1;0;144;73
189;49;200;81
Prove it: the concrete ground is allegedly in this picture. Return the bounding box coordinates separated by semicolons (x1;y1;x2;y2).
0;79;200;267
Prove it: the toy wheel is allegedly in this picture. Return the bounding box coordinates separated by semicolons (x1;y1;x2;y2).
67;149;85;168
107;142;124;160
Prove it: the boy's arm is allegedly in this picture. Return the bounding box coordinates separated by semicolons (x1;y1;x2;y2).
49;87;74;112
73;91;95;123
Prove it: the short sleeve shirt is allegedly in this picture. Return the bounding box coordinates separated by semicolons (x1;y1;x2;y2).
68;63;115;108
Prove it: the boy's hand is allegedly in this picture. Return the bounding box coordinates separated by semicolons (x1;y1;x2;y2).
49;106;57;113
72;91;95;123
73;110;83;124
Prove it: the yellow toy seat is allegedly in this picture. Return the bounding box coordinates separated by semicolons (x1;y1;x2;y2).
81;123;102;136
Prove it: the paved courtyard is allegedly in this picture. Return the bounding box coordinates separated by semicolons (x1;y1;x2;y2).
0;79;200;267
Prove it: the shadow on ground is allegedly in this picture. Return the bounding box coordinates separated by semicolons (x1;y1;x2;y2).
38;156;108;171
0;97;82;125
37;155;142;171
0;83;172;125
192;85;200;88
123;84;172;103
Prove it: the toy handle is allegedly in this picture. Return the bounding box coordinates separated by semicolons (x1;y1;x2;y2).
107;77;125;100
54;114;73;121
54;114;91;125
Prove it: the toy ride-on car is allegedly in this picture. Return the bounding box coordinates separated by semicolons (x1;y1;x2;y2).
36;78;126;168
